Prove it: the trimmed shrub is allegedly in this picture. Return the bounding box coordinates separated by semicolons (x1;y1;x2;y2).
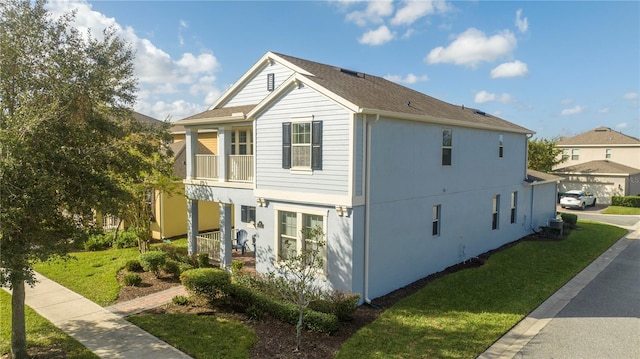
180;268;231;302
113;229;139;249
123;273;142;287
560;212;578;227
172;295;190;306
84;232;114;251
231;260;245;273
124;259;143;272
228;282;339;333
310;291;360;322
178;263;194;274
164;259;181;279
198;252;211;268
157;243;190;263
140;251;166;277
612;195;640;208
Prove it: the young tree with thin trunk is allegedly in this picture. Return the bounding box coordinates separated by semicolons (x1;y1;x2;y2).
0;1;172;357
275;225;326;351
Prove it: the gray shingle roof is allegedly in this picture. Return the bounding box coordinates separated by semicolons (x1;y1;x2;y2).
557;126;640;146
553;160;640;174
179;52;532;134
274;52;531;133
526;169;563;183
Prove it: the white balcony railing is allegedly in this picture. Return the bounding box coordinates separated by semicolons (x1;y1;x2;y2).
228;155;254;183
194;154;253;183
195;154;218;179
196;229;239;262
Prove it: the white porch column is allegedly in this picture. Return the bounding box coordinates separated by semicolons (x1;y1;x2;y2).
217;127;231;182
185;127;199;179
219;203;233;270
187;199;199;255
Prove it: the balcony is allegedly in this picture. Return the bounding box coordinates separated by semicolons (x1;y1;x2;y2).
195;154;253;183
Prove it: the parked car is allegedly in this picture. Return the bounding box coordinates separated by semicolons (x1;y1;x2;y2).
560;190;596;209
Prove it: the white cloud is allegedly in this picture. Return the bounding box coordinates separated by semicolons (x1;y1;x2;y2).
616;122;628;129
401;28;415;39
358;25;395;45
346;0;394;26
178;19;188;46
474;90;512;104
515;9;528;33
623;92;638;100
425;28;517;67
391;1;442;26
561;99;574;105
490;60;528;78
598;107;610;113
45;1;221;121
384;73;429;84
560;105;584;116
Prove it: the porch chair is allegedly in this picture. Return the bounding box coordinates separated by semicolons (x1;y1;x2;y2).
233;229;249;255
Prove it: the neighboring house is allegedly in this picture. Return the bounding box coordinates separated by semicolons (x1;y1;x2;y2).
176;51;559;303
553;126;640;203
150;125;222;240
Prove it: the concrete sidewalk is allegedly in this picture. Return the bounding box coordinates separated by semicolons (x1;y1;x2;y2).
3;273;191;359
479;221;640;359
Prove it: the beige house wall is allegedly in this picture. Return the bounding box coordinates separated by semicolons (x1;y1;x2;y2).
557;146;640;169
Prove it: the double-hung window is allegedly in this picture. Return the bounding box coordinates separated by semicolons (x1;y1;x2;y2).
510;192;517;224
498;134;504;158
283;120;322;170
442;129;452;166
605;148;611;159
432;205;441;236
571;149;579;161
230;128;253;155
492;195;500;230
276;208;326;271
241;205;256;224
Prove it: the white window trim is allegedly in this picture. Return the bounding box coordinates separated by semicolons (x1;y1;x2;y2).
290;116;314;171
273;204;329;274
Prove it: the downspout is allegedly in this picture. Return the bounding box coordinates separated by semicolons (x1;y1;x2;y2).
160;190;165;240
364;114;379;306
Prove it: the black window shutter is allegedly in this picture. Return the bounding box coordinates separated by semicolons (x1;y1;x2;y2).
282;122;291;169
311;120;322;170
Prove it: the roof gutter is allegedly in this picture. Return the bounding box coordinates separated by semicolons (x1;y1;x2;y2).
176;114;247;126
357;108;533;135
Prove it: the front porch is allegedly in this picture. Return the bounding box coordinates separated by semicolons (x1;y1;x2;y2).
196;229;256;272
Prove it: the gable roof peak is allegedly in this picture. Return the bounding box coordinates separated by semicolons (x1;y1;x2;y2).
558;126;640;146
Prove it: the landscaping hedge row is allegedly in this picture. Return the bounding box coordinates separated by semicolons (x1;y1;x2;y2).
612;196;640;208
229;283;339;333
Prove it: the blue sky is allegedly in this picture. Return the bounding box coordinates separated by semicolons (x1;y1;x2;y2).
46;1;639;139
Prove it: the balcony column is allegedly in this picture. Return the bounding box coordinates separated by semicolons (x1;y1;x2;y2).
187;199;199;255
185;127;199;180
219;203;233;270
217;127;231;182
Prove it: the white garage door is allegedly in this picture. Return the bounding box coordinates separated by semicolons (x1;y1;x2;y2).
559;181;614;204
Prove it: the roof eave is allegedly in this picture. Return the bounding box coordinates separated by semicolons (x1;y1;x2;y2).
358;108;534;135
176;115;247;126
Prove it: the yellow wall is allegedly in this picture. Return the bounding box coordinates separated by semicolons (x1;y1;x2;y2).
172;131;218;155
151;183;226;240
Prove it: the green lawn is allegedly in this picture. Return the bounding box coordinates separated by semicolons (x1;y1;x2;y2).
0;291;98;358
128;314;255;359
32;238;188;306
602;206;640;215
33;247;141;306
336;221;627;359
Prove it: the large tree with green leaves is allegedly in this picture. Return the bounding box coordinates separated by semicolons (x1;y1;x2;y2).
0;1;172;357
527;137;566;172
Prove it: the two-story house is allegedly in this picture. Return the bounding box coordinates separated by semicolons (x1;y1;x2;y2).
553;126;640;203
176;52;558;303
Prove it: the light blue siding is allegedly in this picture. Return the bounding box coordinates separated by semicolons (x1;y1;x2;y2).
223;62;294;107
255;84;351;196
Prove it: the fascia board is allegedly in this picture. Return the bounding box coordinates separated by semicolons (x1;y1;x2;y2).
556;144;640;148
178;115;247;126
359;108;534;135
552;171;633;177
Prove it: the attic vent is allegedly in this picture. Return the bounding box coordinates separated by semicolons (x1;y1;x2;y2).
474;110;487;116
340;68;363;78
267;73;275;91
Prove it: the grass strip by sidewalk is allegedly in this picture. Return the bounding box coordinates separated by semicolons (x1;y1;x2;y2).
33;247;140;306
0;290;98;358
128;313;255;359
336;221;628;359
602;206;640;215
